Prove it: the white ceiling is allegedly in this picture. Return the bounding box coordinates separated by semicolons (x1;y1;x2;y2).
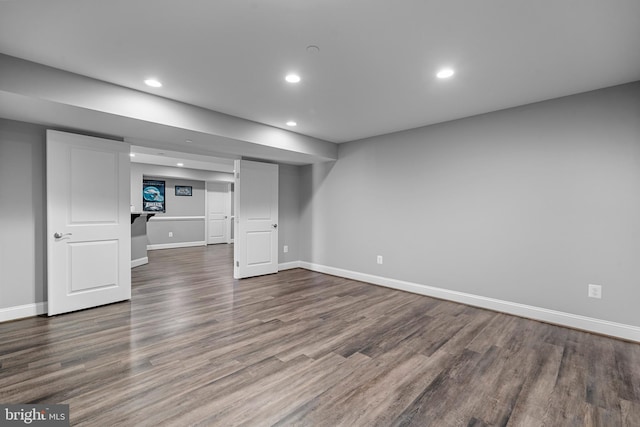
1;1;639;144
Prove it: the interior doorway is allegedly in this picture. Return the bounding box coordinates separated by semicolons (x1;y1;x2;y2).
206;182;232;245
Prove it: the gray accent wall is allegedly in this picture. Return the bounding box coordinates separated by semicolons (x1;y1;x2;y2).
299;82;640;327
0;119;47;309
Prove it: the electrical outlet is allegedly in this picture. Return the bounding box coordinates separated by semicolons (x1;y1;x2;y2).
377;255;383;264
168;231;173;238
283;245;289;253
588;284;602;299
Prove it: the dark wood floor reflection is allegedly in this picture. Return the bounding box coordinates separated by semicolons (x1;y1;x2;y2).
1;245;639;426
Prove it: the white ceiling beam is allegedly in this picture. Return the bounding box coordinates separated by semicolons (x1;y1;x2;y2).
0;54;337;164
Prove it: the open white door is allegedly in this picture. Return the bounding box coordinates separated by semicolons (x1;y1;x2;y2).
207;182;230;244
47;130;131;316
234;160;278;279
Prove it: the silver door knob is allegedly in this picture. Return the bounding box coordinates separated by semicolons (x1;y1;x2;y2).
272;224;278;229
54;232;72;239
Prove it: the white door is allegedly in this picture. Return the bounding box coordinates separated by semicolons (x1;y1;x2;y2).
234;160;278;279
207;182;230;244
46;130;131;316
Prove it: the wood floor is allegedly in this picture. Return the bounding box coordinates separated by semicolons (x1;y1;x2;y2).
1;245;639;426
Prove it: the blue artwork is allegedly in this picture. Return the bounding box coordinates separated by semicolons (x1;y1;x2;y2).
142;179;165;212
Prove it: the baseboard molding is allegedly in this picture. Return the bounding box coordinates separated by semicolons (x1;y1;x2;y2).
131;257;149;268
0;302;47;322
298;261;640;343
147;241;206;251
278;261;301;271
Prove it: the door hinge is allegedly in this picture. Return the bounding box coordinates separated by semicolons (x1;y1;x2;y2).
236;261;239;267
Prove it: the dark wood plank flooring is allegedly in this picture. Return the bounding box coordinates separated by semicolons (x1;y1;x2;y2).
1;245;639;426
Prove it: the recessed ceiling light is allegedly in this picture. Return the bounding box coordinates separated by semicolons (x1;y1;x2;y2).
285;74;301;83
185;139;193;144
286;121;297;127
144;78;162;87
436;68;455;79
129;153;136;157
177;163;184;167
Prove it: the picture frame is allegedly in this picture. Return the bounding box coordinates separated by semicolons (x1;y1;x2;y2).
142;179;166;212
175;185;192;196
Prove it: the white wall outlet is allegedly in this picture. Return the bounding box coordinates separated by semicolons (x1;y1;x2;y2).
377;255;383;264
283;245;289;253
168;231;173;238
588;284;602;299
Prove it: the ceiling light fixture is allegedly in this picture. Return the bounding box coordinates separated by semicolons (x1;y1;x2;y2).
285;74;301;83
129;153;135;157
286;121;297;127
144;78;163;87
177;163;184;167
436;68;455;79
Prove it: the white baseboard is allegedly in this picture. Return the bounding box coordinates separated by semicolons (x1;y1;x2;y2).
0;302;47;322
131;257;149;268
298;261;640;343
147;241;206;251
278;261;301;271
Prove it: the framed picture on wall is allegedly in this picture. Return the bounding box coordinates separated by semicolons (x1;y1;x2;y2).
175;185;192;196
142;179;166;212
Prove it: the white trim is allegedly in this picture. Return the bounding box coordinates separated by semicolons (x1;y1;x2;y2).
147;241;206;251
298;262;640;343
0;302;47;322
204;181;209;245
149;216;205;221
131;257;149;268
278;261;301;271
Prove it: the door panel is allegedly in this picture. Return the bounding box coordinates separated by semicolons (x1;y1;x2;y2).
68;240;119;292
246;231;273;265
69;149;119;223
234;160;278;279
47;130;131;316
208;220;225;241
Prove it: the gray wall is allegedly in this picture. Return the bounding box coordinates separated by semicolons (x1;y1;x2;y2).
0;119;47;309
299;82;640;327
130;162;233;212
146;177;205;217
131;164;235;248
145;177;206;246
131;216;148;262
147;219;205;246
278;165;301;263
